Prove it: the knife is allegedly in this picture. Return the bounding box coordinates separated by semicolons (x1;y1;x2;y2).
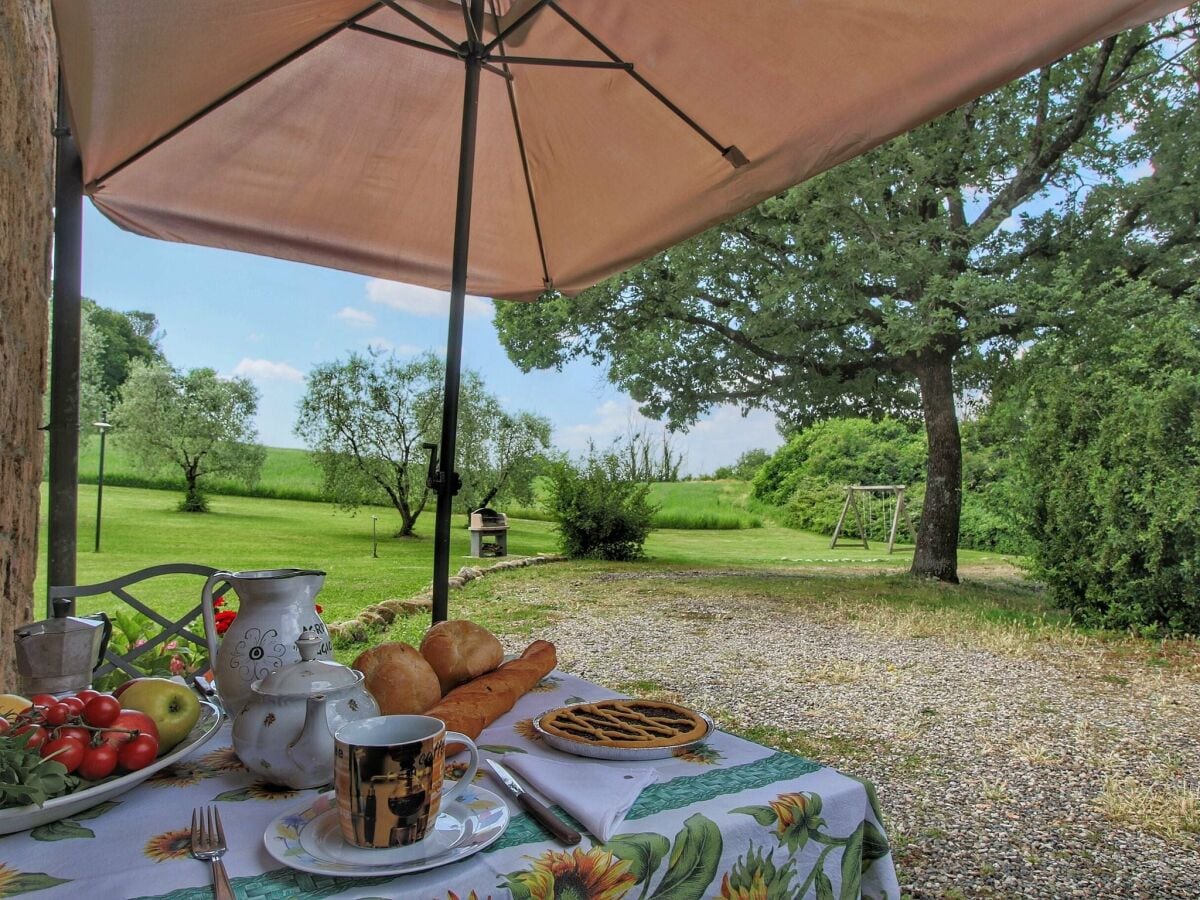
486;760;581;845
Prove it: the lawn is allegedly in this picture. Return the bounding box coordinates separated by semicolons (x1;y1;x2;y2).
37;483;1013;626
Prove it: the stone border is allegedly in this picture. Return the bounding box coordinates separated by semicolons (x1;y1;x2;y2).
326;554;566;645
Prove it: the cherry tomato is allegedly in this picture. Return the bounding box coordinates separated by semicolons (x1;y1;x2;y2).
75;689;102;705
44;703;72;727
55;725;92;745
100;709;158;747
83;695;121;728
29;693;59;709
60;696;86;715
117;734;159;772
78;744;118;781
0;718;9;734
41;737;86;774
14;724;47;750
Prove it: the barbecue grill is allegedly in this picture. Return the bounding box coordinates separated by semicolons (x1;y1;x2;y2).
468;507;509;558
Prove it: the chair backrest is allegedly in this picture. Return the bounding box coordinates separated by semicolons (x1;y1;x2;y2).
49;563;230;684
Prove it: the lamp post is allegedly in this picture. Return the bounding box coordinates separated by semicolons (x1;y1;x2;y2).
371;516;379;559
94;418;111;552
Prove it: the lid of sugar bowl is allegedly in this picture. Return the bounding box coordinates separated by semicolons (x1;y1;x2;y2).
254;631;362;695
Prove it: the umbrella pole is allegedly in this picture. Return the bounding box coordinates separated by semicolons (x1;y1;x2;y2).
432;0;485;624
47;75;84;613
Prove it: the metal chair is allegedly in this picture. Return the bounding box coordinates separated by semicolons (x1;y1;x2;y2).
49;563;230;683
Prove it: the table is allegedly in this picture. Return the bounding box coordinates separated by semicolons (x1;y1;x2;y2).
0;671;900;898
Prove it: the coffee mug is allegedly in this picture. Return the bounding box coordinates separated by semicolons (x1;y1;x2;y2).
333;715;479;849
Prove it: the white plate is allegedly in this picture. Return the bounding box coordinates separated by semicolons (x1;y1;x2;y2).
0;700;223;835
265;786;509;877
533;703;716;760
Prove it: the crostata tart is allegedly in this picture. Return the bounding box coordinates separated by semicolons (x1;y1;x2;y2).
538;699;708;749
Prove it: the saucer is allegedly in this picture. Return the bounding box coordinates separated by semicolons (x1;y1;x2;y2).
264;787;509;877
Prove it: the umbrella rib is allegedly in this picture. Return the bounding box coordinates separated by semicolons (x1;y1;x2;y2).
87;2;384;190
488;56;632;70
351;23;512;79
379;0;461;51
546;0;747;168
482;0;553;55
489;0;552;290
349;23;460;61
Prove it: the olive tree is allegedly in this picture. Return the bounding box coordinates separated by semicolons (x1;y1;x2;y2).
114;362;265;511
296;352;551;536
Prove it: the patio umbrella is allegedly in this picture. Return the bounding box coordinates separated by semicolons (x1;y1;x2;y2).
51;0;1182;621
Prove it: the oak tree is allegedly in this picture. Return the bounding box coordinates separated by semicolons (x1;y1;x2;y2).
496;14;1199;581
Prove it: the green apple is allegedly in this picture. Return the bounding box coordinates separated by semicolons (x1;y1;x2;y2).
119;679;201;753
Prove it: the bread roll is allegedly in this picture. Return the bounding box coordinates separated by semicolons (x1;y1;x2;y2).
426;640;557;754
351;642;442;715
420;619;504;694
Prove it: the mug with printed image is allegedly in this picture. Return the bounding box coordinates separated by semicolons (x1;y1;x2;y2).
334;715;479;848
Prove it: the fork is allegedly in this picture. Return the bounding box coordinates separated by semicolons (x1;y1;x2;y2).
190;806;235;900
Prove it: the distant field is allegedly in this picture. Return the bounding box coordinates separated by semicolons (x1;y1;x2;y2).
74;440;765;529
75;441;324;501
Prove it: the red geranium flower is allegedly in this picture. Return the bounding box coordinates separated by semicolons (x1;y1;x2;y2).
214;610;238;635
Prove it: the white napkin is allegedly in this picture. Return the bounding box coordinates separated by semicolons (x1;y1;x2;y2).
501;755;657;842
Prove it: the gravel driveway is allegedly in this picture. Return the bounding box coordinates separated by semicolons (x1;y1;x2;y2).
485;564;1200;899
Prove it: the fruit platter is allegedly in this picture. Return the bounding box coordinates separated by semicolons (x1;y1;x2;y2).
0;681;222;835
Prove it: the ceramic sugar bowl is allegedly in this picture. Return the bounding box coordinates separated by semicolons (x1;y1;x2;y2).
232;631;379;789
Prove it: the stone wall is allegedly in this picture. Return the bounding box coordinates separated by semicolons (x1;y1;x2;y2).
0;1;55;686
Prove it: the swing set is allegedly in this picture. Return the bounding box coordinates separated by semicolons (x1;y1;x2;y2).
830;485;916;553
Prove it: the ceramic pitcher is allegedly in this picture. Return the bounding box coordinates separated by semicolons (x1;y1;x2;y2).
202;568;330;715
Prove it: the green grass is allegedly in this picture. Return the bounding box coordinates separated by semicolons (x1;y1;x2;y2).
75;441;764;529
75;440;325;501
39;482;1012;628
36;484;559;625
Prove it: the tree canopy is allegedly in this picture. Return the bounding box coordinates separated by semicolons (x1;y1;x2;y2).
496;13;1199;582
113;363;265;511
295;352;551;536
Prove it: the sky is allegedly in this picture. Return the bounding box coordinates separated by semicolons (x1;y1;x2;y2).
80;205;783;476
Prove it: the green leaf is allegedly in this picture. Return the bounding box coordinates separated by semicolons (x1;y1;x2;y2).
69;800;120;822
30;819;96;841
476;745;527;755
498;872;534;900
861;819;890;866
213;787;255;802
649;814;722;900
815;868;835;900
838;822;865;900
730;804;778;827
606;831;671;885
2;871;73;894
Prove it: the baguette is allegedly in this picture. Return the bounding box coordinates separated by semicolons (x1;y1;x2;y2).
427;640;557;755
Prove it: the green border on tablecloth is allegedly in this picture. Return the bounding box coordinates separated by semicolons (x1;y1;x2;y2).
131;751;821;900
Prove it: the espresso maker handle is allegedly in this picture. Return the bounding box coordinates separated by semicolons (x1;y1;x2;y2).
90;612;113;672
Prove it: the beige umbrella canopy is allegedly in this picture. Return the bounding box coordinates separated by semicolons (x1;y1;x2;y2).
51;0;1181;616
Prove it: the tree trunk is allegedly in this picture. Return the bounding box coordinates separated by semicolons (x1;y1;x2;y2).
911;354;961;582
0;1;55;684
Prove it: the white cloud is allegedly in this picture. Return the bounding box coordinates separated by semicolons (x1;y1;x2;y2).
337;306;376;326
366;278;492;319
232;358;304;383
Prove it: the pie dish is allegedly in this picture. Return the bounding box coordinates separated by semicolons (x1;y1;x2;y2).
535;699;712;758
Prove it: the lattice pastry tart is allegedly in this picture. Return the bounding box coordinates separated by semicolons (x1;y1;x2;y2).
538;699;709;749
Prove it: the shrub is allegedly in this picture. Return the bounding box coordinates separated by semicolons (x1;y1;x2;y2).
752;417;926;507
1017;288;1200;634
545;450;656;560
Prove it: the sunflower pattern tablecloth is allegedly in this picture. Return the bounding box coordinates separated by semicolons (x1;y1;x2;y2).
0;671;899;899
